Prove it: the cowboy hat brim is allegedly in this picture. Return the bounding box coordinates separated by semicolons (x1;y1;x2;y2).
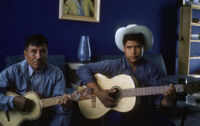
115;24;153;52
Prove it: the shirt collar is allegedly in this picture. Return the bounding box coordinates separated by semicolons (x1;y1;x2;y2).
122;56;130;70
28;65;46;77
28;65;34;77
122;56;144;74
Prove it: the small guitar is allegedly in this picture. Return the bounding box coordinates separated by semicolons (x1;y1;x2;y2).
0;87;94;126
78;73;200;119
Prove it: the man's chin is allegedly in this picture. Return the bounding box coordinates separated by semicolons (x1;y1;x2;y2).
128;58;140;64
33;64;45;70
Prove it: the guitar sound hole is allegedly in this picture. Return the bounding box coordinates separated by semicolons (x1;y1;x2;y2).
109;87;121;100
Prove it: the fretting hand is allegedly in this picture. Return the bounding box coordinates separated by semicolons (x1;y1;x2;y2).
57;94;74;111
161;84;176;107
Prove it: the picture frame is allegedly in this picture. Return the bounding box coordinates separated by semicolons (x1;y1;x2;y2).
59;0;100;22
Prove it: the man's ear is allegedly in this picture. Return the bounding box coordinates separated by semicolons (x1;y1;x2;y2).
140;46;144;58
24;49;27;59
46;49;48;56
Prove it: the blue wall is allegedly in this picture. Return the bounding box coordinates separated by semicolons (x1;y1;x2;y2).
0;0;179;74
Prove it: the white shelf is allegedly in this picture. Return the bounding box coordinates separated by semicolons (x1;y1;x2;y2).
191;22;200;26
191;40;200;42
189;74;200;78
191;4;200;10
67;63;84;70
189;56;200;59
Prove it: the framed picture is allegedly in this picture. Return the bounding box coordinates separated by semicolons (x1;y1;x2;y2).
59;0;100;22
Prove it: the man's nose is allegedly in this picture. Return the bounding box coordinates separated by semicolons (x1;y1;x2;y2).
132;48;136;54
35;52;42;59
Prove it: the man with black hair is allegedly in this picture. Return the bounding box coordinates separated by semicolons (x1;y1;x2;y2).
77;25;176;126
0;34;72;126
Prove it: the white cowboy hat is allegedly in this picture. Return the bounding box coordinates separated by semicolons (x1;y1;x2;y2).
115;24;153;52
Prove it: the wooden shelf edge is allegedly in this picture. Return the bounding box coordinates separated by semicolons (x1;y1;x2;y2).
189;74;200;78
191;4;200;10
189;56;200;59
67;63;84;70
191;22;200;26
191;40;200;42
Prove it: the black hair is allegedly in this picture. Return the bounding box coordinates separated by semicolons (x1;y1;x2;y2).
122;33;144;46
25;34;48;49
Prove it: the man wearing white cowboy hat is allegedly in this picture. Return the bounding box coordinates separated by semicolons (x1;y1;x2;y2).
77;24;176;126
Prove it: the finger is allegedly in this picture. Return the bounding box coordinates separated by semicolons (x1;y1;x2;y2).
105;97;116;107
168;90;173;97
106;89;115;93
63;98;68;104
24;99;31;106
64;97;70;104
73;91;79;96
67;100;73;107
27;99;33;105
104;100;113;107
163;90;170;96
21;107;27;112
167;90;176;99
89;88;95;95
27;99;34;110
62;97;71;105
169;84;176;95
107;96;115;102
57;99;62;105
63;94;68;98
110;100;118;107
62;99;73;108
170;84;176;91
107;100;117;107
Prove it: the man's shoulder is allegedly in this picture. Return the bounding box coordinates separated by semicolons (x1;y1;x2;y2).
89;56;124;67
140;58;163;75
1;60;27;74
46;63;62;73
97;56;124;63
140;58;159;68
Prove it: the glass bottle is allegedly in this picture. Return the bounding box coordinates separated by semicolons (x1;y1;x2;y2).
77;35;91;63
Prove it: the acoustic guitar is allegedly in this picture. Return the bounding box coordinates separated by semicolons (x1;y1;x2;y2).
0;87;94;126
78;73;200;119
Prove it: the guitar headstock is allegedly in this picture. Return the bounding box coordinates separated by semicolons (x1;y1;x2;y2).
71;87;95;101
184;82;200;95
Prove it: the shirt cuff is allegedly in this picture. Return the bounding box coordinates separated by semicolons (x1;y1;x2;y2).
8;96;15;109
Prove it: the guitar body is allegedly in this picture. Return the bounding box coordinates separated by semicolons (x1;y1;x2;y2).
0;92;42;126
78;73;140;119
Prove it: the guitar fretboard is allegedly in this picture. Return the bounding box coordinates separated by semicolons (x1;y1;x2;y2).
41;94;71;108
121;84;184;97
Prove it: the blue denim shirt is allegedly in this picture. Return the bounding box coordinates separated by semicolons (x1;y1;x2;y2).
0;60;70;126
77;56;165;107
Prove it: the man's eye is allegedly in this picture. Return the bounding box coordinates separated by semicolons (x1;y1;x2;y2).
31;50;37;53
40;50;47;54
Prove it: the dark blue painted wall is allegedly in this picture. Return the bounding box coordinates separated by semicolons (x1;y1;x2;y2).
0;0;179;74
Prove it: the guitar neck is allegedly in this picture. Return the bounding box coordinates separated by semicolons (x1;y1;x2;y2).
41;94;72;108
121;84;184;97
